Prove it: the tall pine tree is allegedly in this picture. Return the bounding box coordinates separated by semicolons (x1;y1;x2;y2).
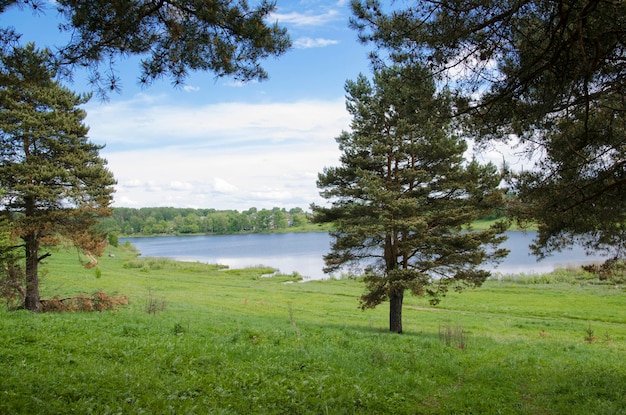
0;44;116;311
313;64;508;333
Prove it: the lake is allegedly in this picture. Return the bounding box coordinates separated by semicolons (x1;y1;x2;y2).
122;231;607;280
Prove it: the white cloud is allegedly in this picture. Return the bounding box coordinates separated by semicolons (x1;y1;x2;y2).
272;9;340;26
87;95;349;149
143;181;162;192
105;140;341;209
115;196;140;206
467;138;536;172
222;79;259;88
91;94;349;209
293;37;339;49
211;178;238;193
124;179;144;188
250;188;293;201
168;181;194;191
183;85;200;92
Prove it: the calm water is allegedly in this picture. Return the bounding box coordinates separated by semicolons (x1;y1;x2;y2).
122;231;607;280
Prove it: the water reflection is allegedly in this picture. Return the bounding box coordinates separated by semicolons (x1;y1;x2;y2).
123;231;607;280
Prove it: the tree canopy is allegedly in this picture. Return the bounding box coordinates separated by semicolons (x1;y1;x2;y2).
350;0;625;260
1;0;291;94
0;44;116;311
313;64;508;333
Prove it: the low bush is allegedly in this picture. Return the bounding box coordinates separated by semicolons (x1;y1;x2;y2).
490;267;599;285
583;259;626;284
144;288;167;315
40;291;128;312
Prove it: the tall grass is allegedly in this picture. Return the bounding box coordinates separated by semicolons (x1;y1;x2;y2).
0;244;625;414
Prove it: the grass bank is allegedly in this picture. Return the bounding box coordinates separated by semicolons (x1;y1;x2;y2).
0;244;624;414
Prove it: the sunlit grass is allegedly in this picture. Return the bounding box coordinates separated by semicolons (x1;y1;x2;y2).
1;243;625;414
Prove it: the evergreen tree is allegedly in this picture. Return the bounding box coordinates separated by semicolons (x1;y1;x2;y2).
313;64;508;333
1;0;291;95
0;44;116;311
350;0;625;260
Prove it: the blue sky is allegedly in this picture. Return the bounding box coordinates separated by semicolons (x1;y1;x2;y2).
4;0;517;210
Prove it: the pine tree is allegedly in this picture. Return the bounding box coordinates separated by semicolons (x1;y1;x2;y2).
0;44;116;311
313;64;508;333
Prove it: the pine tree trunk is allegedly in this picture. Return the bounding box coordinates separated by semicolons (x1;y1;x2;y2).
24;232;40;312
389;286;404;333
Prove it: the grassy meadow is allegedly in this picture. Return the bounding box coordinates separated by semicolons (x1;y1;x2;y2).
1;242;625;414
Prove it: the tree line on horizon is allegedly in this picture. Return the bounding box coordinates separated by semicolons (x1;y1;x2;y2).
98;206;510;238
100;206;314;236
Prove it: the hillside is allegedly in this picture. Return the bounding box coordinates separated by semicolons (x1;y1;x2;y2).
1;243;624;414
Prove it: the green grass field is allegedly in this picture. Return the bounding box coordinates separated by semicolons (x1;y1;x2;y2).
1;242;625;414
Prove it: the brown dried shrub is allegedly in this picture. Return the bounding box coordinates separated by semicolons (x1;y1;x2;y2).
40;292;128;312
582;259;626;284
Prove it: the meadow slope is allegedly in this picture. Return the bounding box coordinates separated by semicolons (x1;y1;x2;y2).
0;243;625;414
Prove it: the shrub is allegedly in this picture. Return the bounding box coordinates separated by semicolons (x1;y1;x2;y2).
40;292;128;312
145;288;167;315
107;232;119;247
582;259;626;284
490;268;598;285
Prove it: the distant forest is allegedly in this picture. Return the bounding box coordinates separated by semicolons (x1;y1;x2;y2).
99;207;314;236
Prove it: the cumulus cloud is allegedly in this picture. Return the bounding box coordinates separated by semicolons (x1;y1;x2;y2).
223;79;259;88
293;37;339;49
250;188;293;201
93;95;348;209
183;85;200;92
211;178;238;193
272;9;340;26
124;179;144;188
114;196;140;206
86;96;349;149
142;181;163;192
168;181;194;191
